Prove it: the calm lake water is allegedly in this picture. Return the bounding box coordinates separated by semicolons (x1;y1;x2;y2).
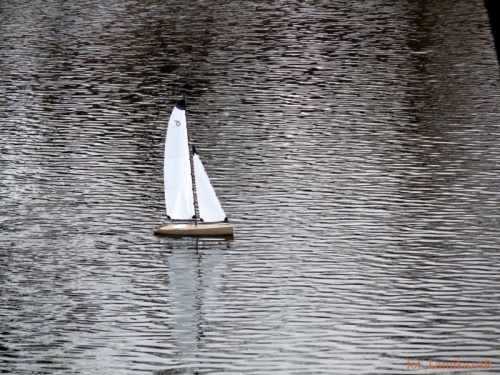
1;0;499;374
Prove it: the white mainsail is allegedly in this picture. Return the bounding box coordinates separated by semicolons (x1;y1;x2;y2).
193;151;227;223
164;100;195;220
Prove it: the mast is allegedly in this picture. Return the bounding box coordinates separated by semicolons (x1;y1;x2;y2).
185;95;199;226
178;94;198;226
189;142;199;226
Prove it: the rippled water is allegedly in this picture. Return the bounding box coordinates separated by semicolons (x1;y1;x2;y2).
1;0;500;374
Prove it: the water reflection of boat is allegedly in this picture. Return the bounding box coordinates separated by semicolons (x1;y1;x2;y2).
155;100;234;237
159;239;230;373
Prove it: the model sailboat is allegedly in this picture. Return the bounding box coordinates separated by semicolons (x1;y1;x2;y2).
154;99;234;236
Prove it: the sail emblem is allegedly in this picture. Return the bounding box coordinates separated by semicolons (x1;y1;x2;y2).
175;120;181;126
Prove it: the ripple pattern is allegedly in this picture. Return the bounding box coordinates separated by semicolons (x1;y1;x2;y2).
1;0;499;374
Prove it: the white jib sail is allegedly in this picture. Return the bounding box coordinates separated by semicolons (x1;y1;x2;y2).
164;101;195;220
193;153;227;223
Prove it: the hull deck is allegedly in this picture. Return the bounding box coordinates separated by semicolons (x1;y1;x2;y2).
154;222;234;237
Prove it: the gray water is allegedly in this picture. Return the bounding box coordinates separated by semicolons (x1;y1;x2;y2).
1;0;500;374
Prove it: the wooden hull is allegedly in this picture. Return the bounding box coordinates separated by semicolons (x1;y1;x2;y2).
154;223;234;237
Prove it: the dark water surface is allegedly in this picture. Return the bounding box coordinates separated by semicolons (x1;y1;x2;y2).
1;0;499;374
